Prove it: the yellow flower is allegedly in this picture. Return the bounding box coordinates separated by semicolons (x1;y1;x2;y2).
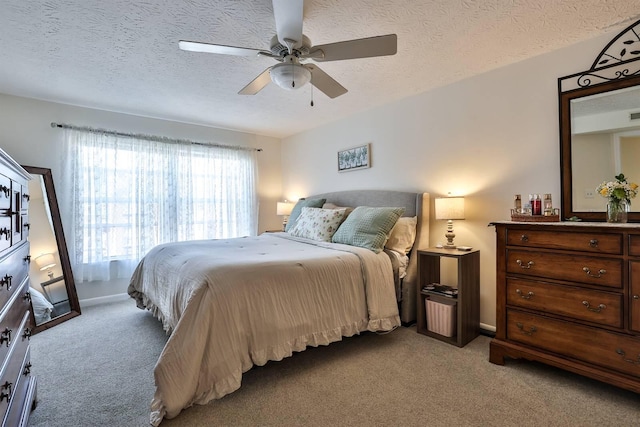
632;183;638;191
599;188;608;196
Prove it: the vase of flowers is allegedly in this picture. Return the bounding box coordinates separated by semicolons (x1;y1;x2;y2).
596;174;638;223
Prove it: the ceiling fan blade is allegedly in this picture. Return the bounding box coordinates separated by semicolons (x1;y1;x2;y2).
306;34;397;62
272;0;304;49
179;40;272;57
304;64;347;99
238;68;273;95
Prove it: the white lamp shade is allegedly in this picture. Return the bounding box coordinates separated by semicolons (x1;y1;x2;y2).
270;63;311;90
35;253;56;271
276;202;294;216
435;197;465;220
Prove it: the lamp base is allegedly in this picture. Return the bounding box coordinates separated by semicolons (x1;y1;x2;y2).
443;244;457;249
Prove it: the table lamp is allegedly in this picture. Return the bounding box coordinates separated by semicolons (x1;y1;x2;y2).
35;253;56;279
276;201;294;231
435;196;465;249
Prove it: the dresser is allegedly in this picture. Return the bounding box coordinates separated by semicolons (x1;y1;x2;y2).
0;148;36;426
491;221;640;393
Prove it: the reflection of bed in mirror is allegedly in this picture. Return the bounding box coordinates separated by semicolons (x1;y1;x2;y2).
23;166;81;331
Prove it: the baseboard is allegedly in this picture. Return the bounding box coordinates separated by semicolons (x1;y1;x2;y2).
480;322;496;338
79;293;130;308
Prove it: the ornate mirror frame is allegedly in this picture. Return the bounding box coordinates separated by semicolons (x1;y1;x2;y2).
559;19;640;222
23;166;81;332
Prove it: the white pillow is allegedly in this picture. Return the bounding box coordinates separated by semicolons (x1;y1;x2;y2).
288;207;347;242
30;287;53;324
385;216;417;254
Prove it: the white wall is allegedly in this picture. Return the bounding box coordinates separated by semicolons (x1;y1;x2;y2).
280;31;615;330
0;94;283;301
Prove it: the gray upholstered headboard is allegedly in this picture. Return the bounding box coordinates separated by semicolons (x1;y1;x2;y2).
307;189;430;324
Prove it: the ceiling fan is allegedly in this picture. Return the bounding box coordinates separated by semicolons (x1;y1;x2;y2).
178;0;397;100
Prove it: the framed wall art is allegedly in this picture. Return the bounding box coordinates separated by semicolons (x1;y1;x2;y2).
337;143;370;172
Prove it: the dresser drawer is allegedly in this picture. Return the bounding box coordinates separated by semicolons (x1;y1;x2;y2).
0;280;32;369
506;278;623;327
0;312;31;425
506;249;622;288
506;228;622;254
507;309;640;379
3;347;33;427
0;243;29;311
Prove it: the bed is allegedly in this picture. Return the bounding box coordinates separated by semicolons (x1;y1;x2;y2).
128;190;429;425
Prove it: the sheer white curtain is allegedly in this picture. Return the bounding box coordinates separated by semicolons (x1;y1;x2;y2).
60;128;258;283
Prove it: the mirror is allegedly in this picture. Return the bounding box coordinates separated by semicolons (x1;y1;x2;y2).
560;19;640;222
23;166;81;332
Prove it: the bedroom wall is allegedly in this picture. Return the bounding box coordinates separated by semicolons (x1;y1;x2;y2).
280;30;616;331
0;94;283;302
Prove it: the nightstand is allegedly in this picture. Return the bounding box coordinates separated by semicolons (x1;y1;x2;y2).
416;248;480;347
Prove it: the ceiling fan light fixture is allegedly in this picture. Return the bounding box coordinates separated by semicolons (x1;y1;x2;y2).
270;63;311;90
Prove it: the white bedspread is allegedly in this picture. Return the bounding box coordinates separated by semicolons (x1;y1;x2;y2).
128;233;400;425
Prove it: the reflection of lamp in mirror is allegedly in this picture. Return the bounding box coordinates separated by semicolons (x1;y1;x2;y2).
276;201;294;231
435;196;465;249
35;253;56;279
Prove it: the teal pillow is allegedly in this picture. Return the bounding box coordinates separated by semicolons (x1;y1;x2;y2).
332;206;405;253
285;198;326;232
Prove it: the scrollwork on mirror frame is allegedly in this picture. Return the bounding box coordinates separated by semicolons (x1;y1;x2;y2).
559;18;640;223
560;19;640;92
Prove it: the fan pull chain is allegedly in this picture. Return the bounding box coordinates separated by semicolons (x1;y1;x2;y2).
291;62;295;88
310;71;314;107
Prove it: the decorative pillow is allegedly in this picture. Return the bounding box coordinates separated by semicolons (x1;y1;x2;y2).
385;216;418;254
285;198;326;232
322;202;355;217
288;207;347;242
332;206;405;253
30;287;53;325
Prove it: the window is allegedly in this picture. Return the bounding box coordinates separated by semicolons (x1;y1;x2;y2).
61;128;258;283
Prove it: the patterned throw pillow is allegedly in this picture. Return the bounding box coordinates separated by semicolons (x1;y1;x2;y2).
285;198;326;232
332;206;405;253
288;207;347;242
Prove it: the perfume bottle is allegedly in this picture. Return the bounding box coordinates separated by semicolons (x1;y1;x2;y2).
532;194;542;215
514;194;522;213
543;194;553;216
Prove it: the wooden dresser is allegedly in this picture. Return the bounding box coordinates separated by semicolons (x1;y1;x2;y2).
491;221;640;393
0;148;36;426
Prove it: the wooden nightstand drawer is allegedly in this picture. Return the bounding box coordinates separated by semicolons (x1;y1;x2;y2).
506;249;622;288
507;309;640;379
506;229;621;254
506;278;623;327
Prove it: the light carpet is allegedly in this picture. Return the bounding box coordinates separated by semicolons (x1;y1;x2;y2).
27;300;639;426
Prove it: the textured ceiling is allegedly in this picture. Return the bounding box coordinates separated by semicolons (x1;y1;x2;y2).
1;1;639;138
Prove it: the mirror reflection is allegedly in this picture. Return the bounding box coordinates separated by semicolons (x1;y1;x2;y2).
570;86;640;212
23;166;80;331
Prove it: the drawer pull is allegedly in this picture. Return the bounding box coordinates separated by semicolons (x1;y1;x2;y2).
0;328;11;347
0;274;12;290
0;185;9;198
23;291;31;303
634;295;640;300
23;222;30;230
589;239;598;248
520;234;529;242
22;194;29;202
516;289;534;299
582;267;606;278
616;348;640;365
582;300;606;313
0;228;9;240
23;362;32;377
516;322;537;336
516;259;534;269
0;381;12;402
22;328;31;340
